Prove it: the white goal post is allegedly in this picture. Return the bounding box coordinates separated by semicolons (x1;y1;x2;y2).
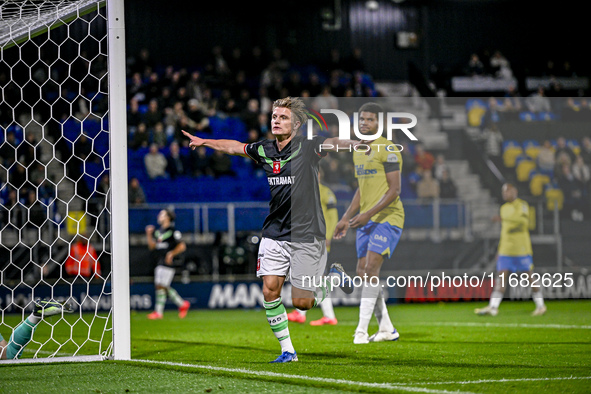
0;0;129;362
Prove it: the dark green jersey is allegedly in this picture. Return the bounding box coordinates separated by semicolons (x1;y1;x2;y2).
153;226;182;265
244;135;327;242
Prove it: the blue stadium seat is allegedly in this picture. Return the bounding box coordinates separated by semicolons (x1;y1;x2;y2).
519;111;536;122
537;111;557;121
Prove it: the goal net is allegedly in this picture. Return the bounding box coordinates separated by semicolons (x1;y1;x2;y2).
0;0;130;362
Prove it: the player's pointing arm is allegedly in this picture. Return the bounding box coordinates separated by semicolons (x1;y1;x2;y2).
182;130;248;157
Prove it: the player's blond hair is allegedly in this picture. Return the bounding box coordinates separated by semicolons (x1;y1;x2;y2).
273;96;307;130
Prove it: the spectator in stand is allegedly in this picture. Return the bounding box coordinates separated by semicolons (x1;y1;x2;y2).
166;141;190;179
25;189;46;229
525;86;552;113
557;162;586;221
505;83;522;100
580;137;591;165
537;140;556;176
144;143;168;179
209;149;235;178
144;99;163;129
481;97;503;129
489;50;513;79
467;53;485;76
240;98;262;131
414;143;435;172
127;98;143;134
144;71;163;103
572;155;590;188
131;122;150;150
311;85;338;112
481;123;504;171
416;169;440;200
151;122;167;148
554;136;577;164
0;131;18;167
127;72;146;103
438;169;457;199
186;99;212;133
158;86;175;111
399;141;416;172
432;154;450;180
186;70;205;103
256;111;270;137
128;177;146;206
191;146;213;177
64;235;101;279
408;165;424;196
18;133;41;165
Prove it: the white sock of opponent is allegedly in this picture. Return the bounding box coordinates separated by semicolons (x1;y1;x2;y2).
356;285;380;334
320;298;336;320
295;308;307;316
489;290;503;309
374;290;394;333
532;291;545;308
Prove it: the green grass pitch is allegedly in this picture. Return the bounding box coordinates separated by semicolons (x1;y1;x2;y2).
1;300;590;393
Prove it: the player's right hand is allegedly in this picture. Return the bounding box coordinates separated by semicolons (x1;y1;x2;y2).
145;225;155;234
182;130;205;150
333;219;349;239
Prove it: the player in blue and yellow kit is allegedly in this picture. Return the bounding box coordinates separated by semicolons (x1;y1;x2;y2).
334;102;404;344
475;183;546;316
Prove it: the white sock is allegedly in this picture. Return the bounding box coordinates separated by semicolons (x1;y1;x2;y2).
374;290;394;333
533;292;545;308
489;290;503;309
320;298;336;320
356;285;380;333
296;308;307;316
28;314;41;325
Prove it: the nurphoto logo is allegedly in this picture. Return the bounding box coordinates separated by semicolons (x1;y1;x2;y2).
306;109;418;142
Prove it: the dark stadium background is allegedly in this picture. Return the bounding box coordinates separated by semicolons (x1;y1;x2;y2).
115;0;591;306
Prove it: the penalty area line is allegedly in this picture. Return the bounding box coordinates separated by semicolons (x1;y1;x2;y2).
131;359;474;394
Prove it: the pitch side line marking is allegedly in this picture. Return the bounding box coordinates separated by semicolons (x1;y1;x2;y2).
131;359;474;394
416;322;591;330
402;376;591;386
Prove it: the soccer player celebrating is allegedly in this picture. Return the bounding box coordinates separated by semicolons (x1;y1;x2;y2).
146;209;190;320
183;96;355;363
475;183;547;316
1;299;72;360
334;102;404;345
287;168;340;326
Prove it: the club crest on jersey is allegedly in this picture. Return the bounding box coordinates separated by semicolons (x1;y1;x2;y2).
272;161;281;174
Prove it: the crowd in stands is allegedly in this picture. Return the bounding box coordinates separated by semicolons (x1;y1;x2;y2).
123;45;393;203
484;125;590;220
